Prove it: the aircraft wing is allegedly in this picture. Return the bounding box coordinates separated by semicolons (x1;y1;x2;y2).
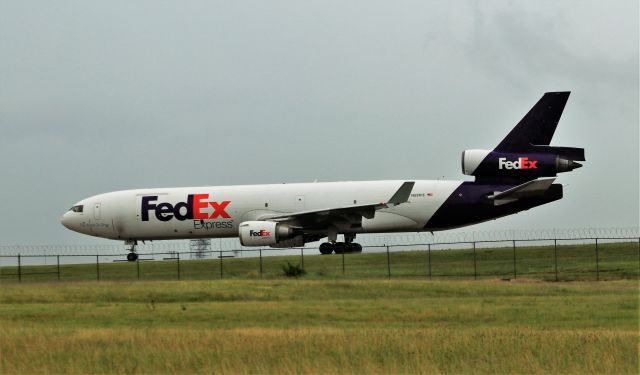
258;181;415;228
488;178;556;206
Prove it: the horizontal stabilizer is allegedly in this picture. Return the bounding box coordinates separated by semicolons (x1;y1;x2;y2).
488;178;556;206
529;145;585;161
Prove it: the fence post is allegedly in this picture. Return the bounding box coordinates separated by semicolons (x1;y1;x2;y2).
96;255;100;281
177;252;181;280
386;245;391;279
554;239;558;282
136;256;140;280
472;242;477;280
428;244;432;280
17;254;21;283
259;249;263;278
342;251;345;275
637;237;639;277
219;251;223;279
512;240;517;279
595;238;599;281
300;248;304;271
57;255;60;281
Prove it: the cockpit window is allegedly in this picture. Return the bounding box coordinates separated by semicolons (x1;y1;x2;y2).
70;205;84;213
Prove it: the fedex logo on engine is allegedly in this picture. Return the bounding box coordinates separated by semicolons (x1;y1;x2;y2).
141;194;230;222
249;229;271;237
498;157;538;170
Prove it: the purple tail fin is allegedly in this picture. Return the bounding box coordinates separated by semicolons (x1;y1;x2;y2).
495;92;570;152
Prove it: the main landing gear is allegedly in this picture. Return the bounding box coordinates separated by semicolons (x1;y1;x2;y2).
125;240;138;262
319;234;362;255
319;242;363;255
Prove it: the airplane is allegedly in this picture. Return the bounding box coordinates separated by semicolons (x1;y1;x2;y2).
61;92;584;261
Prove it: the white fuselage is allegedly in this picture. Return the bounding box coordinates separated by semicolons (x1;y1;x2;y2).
61;180;463;241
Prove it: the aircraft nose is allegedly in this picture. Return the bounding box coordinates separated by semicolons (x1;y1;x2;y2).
60;211;73;230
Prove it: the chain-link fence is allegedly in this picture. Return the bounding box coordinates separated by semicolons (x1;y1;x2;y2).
2;227;638;258
1;228;638;283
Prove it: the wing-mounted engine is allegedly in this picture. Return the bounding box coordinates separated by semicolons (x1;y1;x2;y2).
238;221;295;246
238;220;324;248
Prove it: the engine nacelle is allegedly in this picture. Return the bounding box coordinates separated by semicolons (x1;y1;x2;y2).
462;149;583;178
238;221;294;246
269;235;305;248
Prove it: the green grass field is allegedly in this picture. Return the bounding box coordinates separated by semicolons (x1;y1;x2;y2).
0;279;638;374
1;242;638;373
1;241;638;282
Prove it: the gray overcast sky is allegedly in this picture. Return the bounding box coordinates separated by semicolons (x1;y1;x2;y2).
1;1;638;245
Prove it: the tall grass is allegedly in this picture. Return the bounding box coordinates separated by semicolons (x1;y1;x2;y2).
1;326;636;374
0;279;638;373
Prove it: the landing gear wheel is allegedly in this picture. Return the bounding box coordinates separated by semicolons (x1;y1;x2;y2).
125;240;138;262
319;242;334;255
333;242;347;254
348;243;363;253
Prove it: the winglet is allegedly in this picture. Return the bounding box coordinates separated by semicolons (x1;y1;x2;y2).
387;181;415;205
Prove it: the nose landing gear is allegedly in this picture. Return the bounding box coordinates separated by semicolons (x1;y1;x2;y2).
125;240;138;262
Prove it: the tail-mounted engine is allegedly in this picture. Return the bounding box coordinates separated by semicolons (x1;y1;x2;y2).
462;92;585;181
462;146;584;179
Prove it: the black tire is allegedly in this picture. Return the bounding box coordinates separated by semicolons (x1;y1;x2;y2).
319;243;334;255
333;243;347;254
127;252;138;262
345;242;362;253
344;243;355;253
